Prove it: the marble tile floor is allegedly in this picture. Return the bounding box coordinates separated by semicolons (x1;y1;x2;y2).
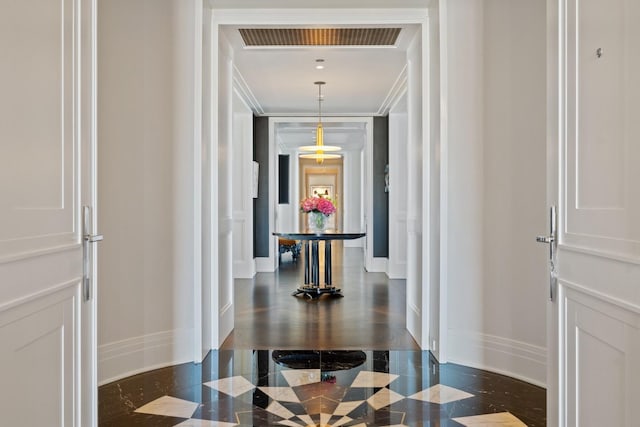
99;349;545;427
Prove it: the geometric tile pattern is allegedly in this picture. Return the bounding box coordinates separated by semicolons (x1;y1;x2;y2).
280;369;321;387
128;366;500;427
408;383;474;404
174;420;238;427
367;387;405;410
453;411;528;426
351;371;399;388
100;350;545;427
203;376;255;397
133;395;199;419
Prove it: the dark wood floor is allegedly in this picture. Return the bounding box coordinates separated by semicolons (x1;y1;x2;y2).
221;244;420;350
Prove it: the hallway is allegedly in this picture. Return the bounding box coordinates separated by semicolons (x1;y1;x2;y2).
98;247;545;426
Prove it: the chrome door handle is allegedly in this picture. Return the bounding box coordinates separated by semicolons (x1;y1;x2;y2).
84;234;104;243
82;206;103;301
536;235;554;244
537;206;557;301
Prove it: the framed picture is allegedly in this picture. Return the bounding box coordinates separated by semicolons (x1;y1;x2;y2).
310;185;333;199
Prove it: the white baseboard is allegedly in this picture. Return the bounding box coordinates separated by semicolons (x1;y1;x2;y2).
98;329;193;385
387;261;407;279
255;256;276;272
366;256;388;273
233;259;255;278
447;329;547;388
218;300;234;348
344;240;363;248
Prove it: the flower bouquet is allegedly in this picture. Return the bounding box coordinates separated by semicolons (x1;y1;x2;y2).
300;196;336;232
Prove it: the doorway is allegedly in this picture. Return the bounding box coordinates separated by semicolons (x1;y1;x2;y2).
203;5;435;355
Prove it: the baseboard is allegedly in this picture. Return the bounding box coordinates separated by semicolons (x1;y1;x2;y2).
343;240;363;248
387;261;407;279
447;329;547;388
255;256;276;272
233;259;255;278
218;300;234;348
366;257;388;273
98;329;193;385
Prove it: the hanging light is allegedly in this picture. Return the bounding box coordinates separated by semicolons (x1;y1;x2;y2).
299;81;342;164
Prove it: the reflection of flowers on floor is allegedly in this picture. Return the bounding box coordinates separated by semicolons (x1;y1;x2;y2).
321;373;336;384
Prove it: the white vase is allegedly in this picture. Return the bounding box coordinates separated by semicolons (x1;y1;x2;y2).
307;211;328;232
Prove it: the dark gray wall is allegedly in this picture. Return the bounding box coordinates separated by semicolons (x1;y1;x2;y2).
373;116;389;257
253;116;270;257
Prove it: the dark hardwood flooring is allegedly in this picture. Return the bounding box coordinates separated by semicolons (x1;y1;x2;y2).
222;244;420;350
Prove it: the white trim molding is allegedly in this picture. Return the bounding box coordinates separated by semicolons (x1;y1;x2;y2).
447;329;547;388
98;329;194;386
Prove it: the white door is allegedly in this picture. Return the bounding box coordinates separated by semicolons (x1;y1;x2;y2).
546;0;640;425
0;0;98;426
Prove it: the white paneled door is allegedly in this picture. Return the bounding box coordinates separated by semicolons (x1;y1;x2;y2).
0;0;98;426
547;0;640;425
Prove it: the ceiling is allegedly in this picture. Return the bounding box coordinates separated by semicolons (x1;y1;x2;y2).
223;26;415;150
218;5;420;150
224;24;416;117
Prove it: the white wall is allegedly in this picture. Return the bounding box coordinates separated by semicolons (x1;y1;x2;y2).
405;29;425;345
214;30;235;346
426;0;441;358
342;148;364;247
388;94;408;278
232;91;255;278
442;0;547;385
481;0;547;381
97;0;196;384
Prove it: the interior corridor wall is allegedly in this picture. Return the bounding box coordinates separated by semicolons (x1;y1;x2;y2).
388;94;408;278
97;0;196;384
443;0;546;386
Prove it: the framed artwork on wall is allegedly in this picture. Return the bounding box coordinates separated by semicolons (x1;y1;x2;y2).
310;185;333;199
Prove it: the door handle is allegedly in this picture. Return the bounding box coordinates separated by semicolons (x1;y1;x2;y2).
536;235;554;244
85;234;104;243
536;206;557;301
83;206;103;301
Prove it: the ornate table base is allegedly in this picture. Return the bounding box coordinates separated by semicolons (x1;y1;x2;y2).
292;240;342;298
272;232;366;299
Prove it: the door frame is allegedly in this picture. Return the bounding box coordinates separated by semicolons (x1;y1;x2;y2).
201;5;434;351
546;0;560;424
82;0;99;424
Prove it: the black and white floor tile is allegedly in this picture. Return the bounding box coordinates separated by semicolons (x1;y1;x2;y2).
100;350;545;427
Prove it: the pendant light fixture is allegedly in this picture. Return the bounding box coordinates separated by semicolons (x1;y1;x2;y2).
299;81;342;164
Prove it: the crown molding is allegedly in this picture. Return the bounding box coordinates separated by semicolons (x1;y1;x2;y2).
232;65;264;115
377;64;408;116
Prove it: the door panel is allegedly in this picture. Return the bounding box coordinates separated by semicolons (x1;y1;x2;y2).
0;0;96;426
550;0;640;425
0;285;78;426
0;0;77;258
563;286;639;427
563;0;640;256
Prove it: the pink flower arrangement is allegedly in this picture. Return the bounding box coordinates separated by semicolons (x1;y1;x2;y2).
300;196;336;216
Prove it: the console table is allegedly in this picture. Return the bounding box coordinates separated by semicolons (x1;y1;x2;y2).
273;231;366;298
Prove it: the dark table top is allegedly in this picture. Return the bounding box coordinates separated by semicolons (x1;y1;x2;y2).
273;231;366;241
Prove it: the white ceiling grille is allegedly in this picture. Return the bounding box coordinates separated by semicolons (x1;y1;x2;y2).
238;28;402;47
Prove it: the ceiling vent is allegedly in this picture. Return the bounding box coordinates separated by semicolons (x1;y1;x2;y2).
238;28;401;47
